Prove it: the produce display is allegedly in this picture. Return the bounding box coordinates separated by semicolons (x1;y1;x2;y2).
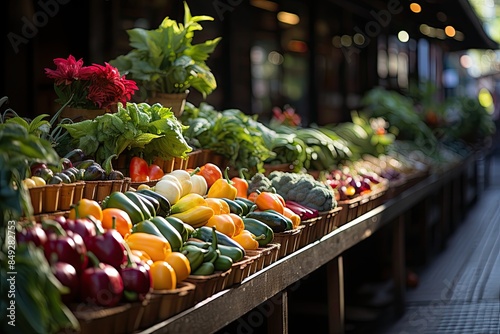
1;17;496;331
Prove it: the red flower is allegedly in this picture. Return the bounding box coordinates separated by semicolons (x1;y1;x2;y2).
44;55;93;86
45;55;138;110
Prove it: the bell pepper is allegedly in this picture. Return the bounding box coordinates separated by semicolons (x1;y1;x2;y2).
85;217;127;269
102;191;145;225
228;213;245;236
231;230;262;250
205;197;231;215
206;167;238;200
197;163;223;188
42;218;89;274
254;190;285;214
120;243;153;302
81;251;124;307
231;168;249;198
169;205;215;228
125;232;172;262
51;261;80;304
130;156;150;182
149;260;177;290
283;207;301;229
205;213;236;237
171;193;208;214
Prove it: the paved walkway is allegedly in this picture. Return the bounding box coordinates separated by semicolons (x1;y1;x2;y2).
374;154;500;334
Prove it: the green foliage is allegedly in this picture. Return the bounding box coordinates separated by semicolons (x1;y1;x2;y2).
110;1;221;99
181;102;274;175
360;87;439;155
61;102;192;165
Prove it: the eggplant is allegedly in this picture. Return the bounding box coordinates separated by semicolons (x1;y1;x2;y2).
83;164;106;181
64;149;86;164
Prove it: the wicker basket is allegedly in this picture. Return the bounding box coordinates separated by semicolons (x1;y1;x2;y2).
140;282;196;329
184;269;232;304
245;243;280;272
224;255;257;288
298;216;321;248
316;207;343;238
82;178;131;202
272;227;303;259
71;301;145;334
129;178;160;190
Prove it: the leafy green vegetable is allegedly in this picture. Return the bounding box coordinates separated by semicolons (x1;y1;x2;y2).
61;102;192;165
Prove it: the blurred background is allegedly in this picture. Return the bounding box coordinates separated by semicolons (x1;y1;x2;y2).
2;0;500;127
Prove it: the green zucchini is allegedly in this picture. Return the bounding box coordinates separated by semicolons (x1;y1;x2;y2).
124;191;153;219
150;216;183;251
135;192;160;216
221;198;243;215
243;217;274;246
245;210;292;233
137;188;171;216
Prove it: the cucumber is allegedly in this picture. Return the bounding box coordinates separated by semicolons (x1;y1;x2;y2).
243;218;274;246
124;191;153;219
192;226;246;256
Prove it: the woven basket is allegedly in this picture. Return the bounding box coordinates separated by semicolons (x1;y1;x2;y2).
71;301;145;334
82;178;131;202
245;243;280;272
185;269;232;304
224;255;257;288
272;227;303;259
298;216;321;248
140;282;196;329
316;207;343;238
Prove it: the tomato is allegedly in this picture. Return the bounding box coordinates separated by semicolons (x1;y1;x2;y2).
69;198;103;221
149;260;177;290
148;164;164;180
101;208;133;237
130;156;149;182
164;252;191;282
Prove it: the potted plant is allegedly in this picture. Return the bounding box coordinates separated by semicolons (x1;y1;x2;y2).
44;55;138;121
109;1;221;116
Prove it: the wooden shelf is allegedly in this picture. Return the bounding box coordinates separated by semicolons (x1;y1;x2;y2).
137;152;481;334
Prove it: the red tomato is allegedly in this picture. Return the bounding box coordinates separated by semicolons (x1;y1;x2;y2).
148;164;164;180
130;157;149;182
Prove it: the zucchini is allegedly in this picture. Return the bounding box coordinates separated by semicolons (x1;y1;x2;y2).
150;216;183;251
243;217;274;246
245;210;292;233
135;192;160;216
164;216;192;242
124;191;153;219
137;189;171;216
221;198;243;215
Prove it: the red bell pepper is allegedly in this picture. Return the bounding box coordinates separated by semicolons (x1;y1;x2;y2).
42;219;89;274
120;244;152;302
84;218;127;270
80;251;124;307
51;262;80;304
130;156;150;182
